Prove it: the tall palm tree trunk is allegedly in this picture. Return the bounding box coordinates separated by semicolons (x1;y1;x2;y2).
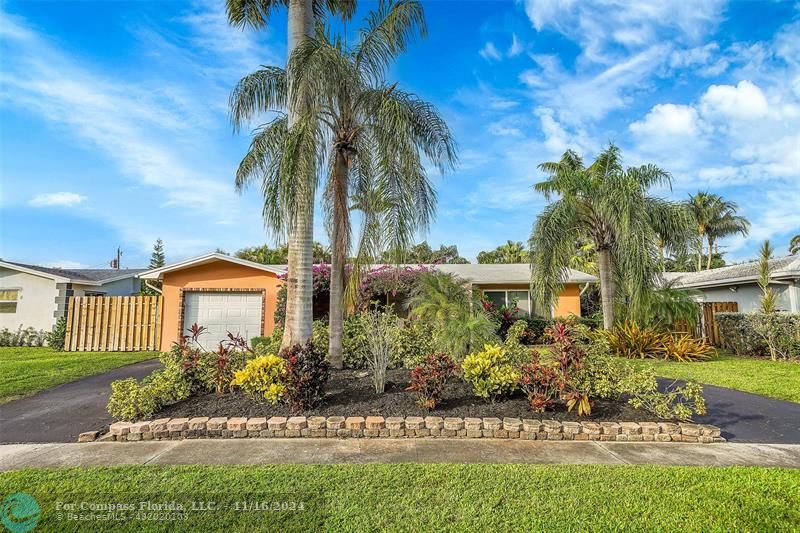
281;0;315;349
597;247;615;329
328;151;350;369
706;237;714;271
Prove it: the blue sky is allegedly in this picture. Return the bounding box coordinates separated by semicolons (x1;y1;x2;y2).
1;0;798;269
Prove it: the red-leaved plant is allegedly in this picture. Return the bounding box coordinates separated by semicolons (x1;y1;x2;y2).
407;353;457;410
279;341;330;413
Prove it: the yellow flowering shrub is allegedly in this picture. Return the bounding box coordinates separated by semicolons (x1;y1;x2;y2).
461;344;520;402
230;355;287;404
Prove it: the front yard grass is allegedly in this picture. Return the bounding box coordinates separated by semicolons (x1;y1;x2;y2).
631;354;800;403
0;464;797;530
0;347;158;404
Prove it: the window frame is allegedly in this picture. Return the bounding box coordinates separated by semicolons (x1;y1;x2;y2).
482;289;532;315
0;288;20;314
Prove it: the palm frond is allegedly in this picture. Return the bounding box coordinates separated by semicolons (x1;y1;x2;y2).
229;67;287;132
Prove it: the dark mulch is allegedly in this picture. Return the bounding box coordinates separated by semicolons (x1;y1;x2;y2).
155;369;662;422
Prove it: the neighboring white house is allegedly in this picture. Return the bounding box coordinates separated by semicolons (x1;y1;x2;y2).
0;260;145;331
668;255;800;313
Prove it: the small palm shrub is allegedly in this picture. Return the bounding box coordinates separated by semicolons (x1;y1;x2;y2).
406;353;457;409
461;344;520;402
658;335;715;362
230;355;287;404
280;341;330;412
46;317;67;350
602;321;669;359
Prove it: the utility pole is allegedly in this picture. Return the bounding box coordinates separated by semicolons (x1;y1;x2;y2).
109;247;122;269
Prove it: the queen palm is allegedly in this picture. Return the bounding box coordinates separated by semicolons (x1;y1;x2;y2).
529;145;689;329
789;234;800;255
227;0;355;350
685;192;750;270
232;0;457;368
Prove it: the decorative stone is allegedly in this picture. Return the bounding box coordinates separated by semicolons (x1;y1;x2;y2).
287;417;307;430
405;417;425;430
444;417;464;431
701;425;721;437
389;429;405;437
109;422;132;436
246;418;268;431
345;417;365;430
78;431;99;442
658;422;680;435
364;416;386;428
425;416;444;430
619;422;642;435
561;421;582;435
547;433;563;440
466;430;482;438
326;416;346;429
227;417;248;432
188;417;209;431
522;419;542;433
386;417;404;430
655;433;672;442
268;417;288;431
542;420;562;433
207;417;228;430
679;423;702;436
150;418;171;432
483;418;503;431
129;421;151;434
599;422;620;435
493;429;509;438
464;418;482;431
639;422;660;435
167;418;189;432
307;416;327;430
574;433;590;441
503;418;522;432
364;429;380;437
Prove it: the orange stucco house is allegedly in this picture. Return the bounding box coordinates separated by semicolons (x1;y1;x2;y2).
139;253;596;351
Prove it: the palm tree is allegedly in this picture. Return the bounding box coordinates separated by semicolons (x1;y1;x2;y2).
790;234;800;255
529;145;689;330
758;240;777;314
227;0;356;350
685;192;750;270
232;0;457;368
477;241;528;263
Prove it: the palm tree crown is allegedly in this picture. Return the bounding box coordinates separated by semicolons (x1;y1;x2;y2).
529;145;689;329
685;192;750;270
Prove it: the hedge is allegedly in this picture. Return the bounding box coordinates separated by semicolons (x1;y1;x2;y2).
716;312;800;360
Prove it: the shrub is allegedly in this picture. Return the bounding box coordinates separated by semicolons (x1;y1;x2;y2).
406;353;457;409
658;335;715;362
523;316;553;344
602;321;669;359
395;320;437;368
627;380;707;421
717;312;800;360
461;344;520;402
504;320;535;365
343;314;371;368
230;355;287;404
251;331;281;356
363;310;398;393
0;326;47;347
107;362;191;421
518;355;561;412
280;341;330;412
46;317;67;351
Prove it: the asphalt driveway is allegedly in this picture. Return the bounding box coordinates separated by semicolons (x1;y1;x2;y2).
0;359;160;444
1;364;797;444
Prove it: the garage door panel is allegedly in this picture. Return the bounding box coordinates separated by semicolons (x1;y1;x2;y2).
183;292;262;347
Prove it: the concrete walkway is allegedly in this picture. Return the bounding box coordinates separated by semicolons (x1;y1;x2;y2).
1;439;799;471
0;359;160;444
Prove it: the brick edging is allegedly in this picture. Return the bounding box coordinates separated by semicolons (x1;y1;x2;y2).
80;417;725;443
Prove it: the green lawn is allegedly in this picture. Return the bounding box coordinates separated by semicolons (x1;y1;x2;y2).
0;465;796;531
631;354;800;403
0;347;158;404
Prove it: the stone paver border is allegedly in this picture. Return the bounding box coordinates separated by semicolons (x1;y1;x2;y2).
83;417;725;443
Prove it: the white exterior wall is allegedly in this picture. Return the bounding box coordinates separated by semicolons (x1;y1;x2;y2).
695;282;795;312
0;268;58;331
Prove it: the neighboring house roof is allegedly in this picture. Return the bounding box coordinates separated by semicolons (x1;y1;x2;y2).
139;253;597;285
138;253;285;279
669;255;800;289
0;260;145;285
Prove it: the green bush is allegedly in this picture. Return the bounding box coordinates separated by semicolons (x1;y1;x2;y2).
717;312;800;360
503;320;534;365
461;344;520;402
0;326;47;347
46;317;67;351
343;314;371;368
395;320;436;368
252;329;283;356
107;360;192;421
230;354;287;404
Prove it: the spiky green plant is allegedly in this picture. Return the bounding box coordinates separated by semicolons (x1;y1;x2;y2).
758;240;777;314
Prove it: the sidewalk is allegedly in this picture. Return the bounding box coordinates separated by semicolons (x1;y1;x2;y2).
2;439;799;471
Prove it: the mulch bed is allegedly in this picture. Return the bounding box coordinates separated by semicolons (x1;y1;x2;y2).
155;369;662;422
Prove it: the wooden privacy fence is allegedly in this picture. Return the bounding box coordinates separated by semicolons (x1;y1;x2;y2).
702;301;738;346
65;296;162;351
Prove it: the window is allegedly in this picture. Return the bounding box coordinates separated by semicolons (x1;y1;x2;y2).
0;289;19;313
483;289;532;315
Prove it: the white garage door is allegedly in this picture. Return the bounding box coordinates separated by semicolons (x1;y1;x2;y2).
183;292;262;348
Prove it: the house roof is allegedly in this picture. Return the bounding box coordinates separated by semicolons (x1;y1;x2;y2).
0;260;145;285
139;253;597;284
138;253;285;279
669;255;800;289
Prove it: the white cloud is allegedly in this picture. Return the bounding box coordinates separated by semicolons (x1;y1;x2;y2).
479;42;502;61
29;192;87;207
508;34;524;57
700;80;769;121
629;103;704;138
